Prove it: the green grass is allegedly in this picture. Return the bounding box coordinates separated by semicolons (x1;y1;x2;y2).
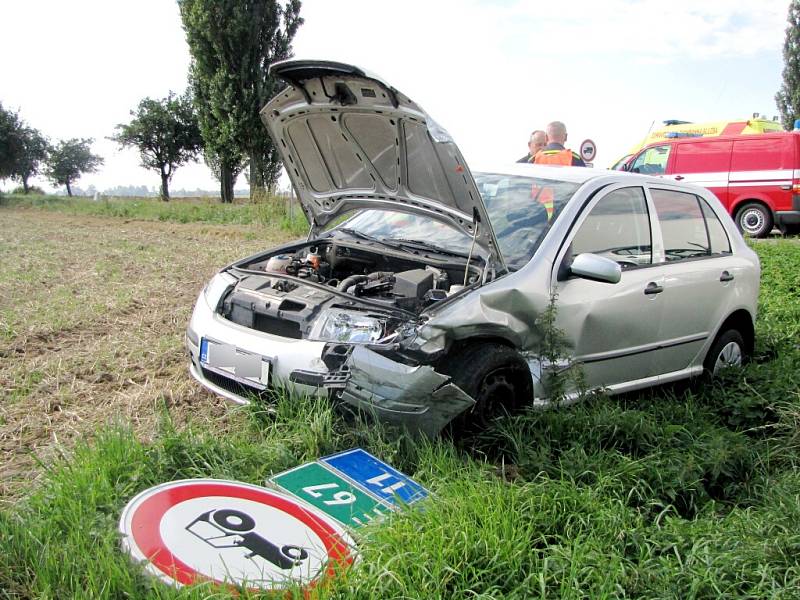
2;239;800;598
0;193;309;235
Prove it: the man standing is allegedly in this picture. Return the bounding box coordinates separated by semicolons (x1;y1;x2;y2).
533;121;586;166
517;129;547;163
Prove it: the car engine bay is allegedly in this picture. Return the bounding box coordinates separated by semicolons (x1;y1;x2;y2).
216;239;484;342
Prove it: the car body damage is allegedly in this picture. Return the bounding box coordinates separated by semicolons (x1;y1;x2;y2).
333;346;475;438
187;59;761;437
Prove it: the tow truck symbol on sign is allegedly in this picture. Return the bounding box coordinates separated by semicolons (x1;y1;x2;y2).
186;508;309;569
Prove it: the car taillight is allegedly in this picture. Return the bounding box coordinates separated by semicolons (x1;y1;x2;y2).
793;180;800;193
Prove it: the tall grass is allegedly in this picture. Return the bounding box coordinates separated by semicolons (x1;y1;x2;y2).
1;241;800;598
0;193;309;235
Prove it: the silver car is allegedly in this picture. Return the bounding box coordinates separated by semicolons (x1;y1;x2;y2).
186;60;761;436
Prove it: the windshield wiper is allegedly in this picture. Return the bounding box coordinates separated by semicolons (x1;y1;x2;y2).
383;237;472;259
334;228;405;250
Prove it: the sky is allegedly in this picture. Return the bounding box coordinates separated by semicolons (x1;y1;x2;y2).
0;0;791;194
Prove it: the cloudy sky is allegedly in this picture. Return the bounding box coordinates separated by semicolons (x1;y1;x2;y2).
0;0;790;193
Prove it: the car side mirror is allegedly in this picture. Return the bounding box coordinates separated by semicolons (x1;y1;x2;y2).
570;253;622;284
619;162;629;172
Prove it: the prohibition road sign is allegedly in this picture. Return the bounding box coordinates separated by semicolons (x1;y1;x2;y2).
119;479;356;591
579;139;597;163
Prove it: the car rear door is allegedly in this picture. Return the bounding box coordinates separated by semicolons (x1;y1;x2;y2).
553;184;665;388
646;185;739;376
669;139;733;209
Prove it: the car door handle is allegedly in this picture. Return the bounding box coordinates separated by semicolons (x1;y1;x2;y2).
644;282;664;295
720;271;734;282
674;175;685;181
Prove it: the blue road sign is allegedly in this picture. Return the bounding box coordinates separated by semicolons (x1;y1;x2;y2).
321;449;428;507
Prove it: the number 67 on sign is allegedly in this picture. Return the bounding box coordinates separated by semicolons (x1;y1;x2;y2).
270;461;391;528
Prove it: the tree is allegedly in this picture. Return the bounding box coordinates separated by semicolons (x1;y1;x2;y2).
111;92;202;201
0;104;49;193
777;1;800;130
179;0;303;202
13;127;49;193
204;147;248;193
0;103;25;182
46;138;103;197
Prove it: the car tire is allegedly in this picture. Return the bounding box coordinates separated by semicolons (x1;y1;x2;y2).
703;329;748;377
438;342;532;433
736;202;773;238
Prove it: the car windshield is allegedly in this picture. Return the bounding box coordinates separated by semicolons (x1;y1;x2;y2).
474;172;580;269
332;172;580;271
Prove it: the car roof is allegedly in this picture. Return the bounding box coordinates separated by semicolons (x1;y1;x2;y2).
473;163;614;184
473;163;709;192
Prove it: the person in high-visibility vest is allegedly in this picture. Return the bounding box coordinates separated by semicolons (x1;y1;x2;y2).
533;121;586;167
517;129;546;163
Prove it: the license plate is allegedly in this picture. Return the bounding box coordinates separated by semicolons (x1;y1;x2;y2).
200;338;270;388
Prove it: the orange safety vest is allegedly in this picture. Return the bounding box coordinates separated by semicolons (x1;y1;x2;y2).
533;149;574;166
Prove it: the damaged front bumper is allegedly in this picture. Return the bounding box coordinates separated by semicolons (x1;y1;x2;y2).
188;295;474;435
324;345;475;437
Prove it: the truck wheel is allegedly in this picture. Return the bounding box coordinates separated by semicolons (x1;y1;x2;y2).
438;343;532;434
703;329;747;376
736;202;773;238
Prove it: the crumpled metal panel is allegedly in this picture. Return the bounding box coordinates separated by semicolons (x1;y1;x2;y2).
338;346;475;437
415;267;554;353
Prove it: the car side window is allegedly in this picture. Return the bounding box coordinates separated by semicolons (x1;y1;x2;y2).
651;188;727;261
630;145;670;175
571;187;652;268
699;198;732;254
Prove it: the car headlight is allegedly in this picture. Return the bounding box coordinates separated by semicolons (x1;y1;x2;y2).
309;309;385;343
202;272;237;310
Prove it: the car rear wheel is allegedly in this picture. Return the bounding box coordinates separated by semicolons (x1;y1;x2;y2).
736;202;773;238
438;343;532;434
703;329;747;376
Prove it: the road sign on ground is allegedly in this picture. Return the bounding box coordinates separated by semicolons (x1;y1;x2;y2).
321;449;428;507
271;462;391;528
119;479;355;591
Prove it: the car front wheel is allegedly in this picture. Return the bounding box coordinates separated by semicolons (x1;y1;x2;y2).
736;202;773;238
438;342;532;434
703;329;747;376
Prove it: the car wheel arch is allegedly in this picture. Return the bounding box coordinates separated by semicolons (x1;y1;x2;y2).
437;340;533;428
710;309;755;358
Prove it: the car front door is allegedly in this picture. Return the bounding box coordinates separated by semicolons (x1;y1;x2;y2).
552;185;665;389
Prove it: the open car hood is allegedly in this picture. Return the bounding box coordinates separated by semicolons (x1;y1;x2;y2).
262;59;504;270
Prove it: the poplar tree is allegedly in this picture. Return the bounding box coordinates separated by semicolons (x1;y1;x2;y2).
776;1;800;130
179;0;302;203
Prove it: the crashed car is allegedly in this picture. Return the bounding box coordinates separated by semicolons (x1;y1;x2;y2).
186;59;761;436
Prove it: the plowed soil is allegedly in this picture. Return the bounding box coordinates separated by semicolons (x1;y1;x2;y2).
0;209;291;500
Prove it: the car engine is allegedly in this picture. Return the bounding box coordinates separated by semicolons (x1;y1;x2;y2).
216;240;477;340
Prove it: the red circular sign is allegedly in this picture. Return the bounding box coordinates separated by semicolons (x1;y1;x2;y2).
119;479;356;590
579;139;597;162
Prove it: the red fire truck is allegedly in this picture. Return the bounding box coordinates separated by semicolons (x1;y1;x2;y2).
618;131;800;237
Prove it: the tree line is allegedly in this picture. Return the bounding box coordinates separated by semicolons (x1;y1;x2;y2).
0;0;302;203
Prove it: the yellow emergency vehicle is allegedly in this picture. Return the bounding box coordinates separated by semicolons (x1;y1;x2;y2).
611;117;784;170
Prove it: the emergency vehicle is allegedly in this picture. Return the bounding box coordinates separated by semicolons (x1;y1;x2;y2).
617;130;800;237
611;118;783;171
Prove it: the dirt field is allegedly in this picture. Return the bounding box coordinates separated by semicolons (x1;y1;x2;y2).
0;209;291;500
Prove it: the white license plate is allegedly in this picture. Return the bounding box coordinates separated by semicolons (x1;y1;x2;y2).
200;338;270;387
